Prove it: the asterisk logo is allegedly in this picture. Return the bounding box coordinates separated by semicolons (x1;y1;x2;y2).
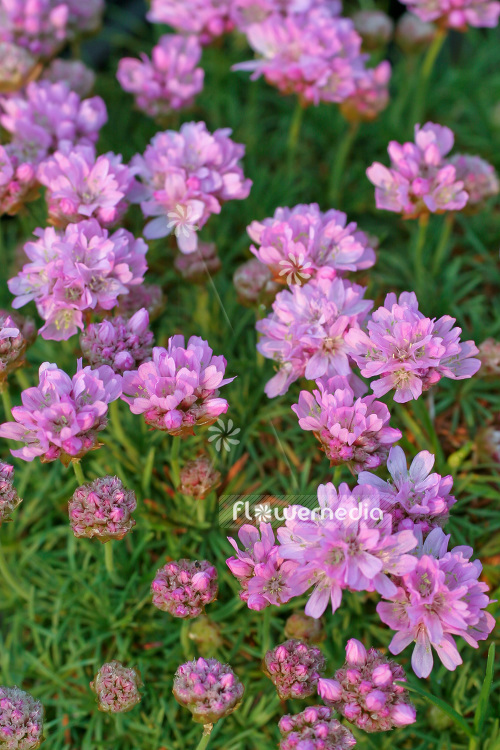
278;252;312;286
167;203;199;241
254;503;272;523
208;418;241;452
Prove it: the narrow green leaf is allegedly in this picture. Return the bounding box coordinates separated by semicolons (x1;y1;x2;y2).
474;644;495;736
398;682;475;738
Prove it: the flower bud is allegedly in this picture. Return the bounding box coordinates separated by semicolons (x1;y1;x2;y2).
284;612;325;643
178;456;221;500
173;658;244;724
263;639;325;700
151;559;218;618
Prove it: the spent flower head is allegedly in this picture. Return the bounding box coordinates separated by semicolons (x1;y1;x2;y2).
69;475;137;542
90;661;142;713
0;461;22;526
151;559;218;618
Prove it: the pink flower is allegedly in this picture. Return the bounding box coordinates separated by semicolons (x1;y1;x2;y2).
0;309;36;386
279;706;356;750
264;639;326;699
448;154;499;208
37;143;136;228
345;291;481;403
118;34;204;119
173;658;244;725
377;528;496;677
0;359;122;464
230;0;342;32
256;276;373;397
318;639;416;732
0;686;44;749
69;475;137;542
121;336;235;435
80;309;154;374
292;376;402;473
151;559;218;618
131;122;251;251
41;59;95;97
90;661;142;714
146;0;233;44
339;62;391;123
247;203;376;283
366;122;469;217
398;0;500;29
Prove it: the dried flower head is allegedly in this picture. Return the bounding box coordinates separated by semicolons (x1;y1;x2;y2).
0;310;36;387
41;59;95;97
0;42;40;94
0;686;44;749
90;661;143;713
263;639;326;699
69;476;137;542
284;612;326;644
173;658;244;724
174;243;221;283
395;12;437;52
0;461;22;525
233;258;279;307
179;456;221;499
151;559;218;618
352;10;394;49
116;283;165;321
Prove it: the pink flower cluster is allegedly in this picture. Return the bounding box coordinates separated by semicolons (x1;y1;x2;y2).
0;360;122;464
121;336;234;436
292;375;402;473
0;685;44;749
151;559;218;618
377;528;495;677
339;61;391;123
318;638;416;732
398;0;500;29
247;203;376;284
117;34;204;119
230;0;342;32
131;122;251;251
80;309;154;374
345;291;481;403
0;0;104;57
9;219;148;340
90;661;143;714
173;658;244;724
358;446;456;534
256;276;373;397
0;461;22;525
0;309;36;386
147;0;233;44
227;523;298;610
68;475;137;542
279;706;356;750
366;122;471;218
264;639;326;699
449;154;499;208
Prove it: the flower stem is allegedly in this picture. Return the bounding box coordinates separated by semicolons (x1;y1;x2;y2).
170;436;181;488
72;460;86;486
287;99;305;160
195;724;214;750
412;29;447;126
414;214;429;296
432;213;455;274
1;387;12;421
328;121;360;206
104;542;120;585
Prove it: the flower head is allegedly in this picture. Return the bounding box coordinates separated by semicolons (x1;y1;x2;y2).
352;10;394;49
0;686;44;749
179;456;221;499
339;62;391;123
0;42;40;94
0;310;36;387
397;0;500;30
284;612;325;643
448;154;499;209
395;12;437;52
478;338;500;375
151;559;218;618
173;658;244;724
80;309;154;374
263;639;326;699
233;258;279;307
0;461;22;525
116;283;164;321
279;706;356;750
41;59;95;97
90;661;142;713
69;475;137;542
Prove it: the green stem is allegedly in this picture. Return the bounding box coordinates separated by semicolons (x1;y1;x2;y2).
414;214;429;296
195;724;214;750
432;213;455;274
72;460;86;486
104;542;120;585
1;387;12;421
15;369;31;390
412;29;447;126
287;99;305;158
328;121;360;206
170;436;181;488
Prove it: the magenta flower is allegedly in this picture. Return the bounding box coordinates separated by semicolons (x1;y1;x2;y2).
277;482;418;618
448;154;499;208
37;143;136;228
174;242;221;283
247;203;376;283
263;639;326;699
358;446;456;533
256;276;373;397
233;258;279;307
345;291;481;403
279;706;356;750
178;455;221;499
8;219;148;341
292;376;402;473
339;62;391;123
318;638;416;732
0;461;22;525
398;0;500;29
121;336;235;436
131;122;251;251
377;528;496;677
90;661;142;714
41;59;95;97
80;309;153;374
0;686;44;749
226;522;298;610
117;34;204;119
366;122;469;218
173;658;244;724
68;476;137;542
0;310;36;387
0;41;39;94
146;0;233;44
0;359;122;464
151;559;218;618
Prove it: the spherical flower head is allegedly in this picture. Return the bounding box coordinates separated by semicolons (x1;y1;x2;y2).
263;639;326;699
0;359;122;464
178;456;221;499
121;337;235;436
448;154;499;209
340;62;391;123
173;658;244;724
41;59;95;97
174;242;221;283
90;661;142;714
397;0;500;30
0;42;40;94
257;276;373;398
352;10;394;49
346;291;481;403
292;376;402;473
146;0;233;44
116;283;164;321
0;461;22;526
233;258;279;307
0;310;36;386
395;12;437;52
80;309;154;374
0;142;41;216
68;475;136;542
131;122;251;249
366;121;469;218
284;612;326;643
318;639;416;732
248;203;376;283
0;686;44;749
188;615;223;656
152;559;218;618
478;338;500;376
278;706;356;750
118;34;204;120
